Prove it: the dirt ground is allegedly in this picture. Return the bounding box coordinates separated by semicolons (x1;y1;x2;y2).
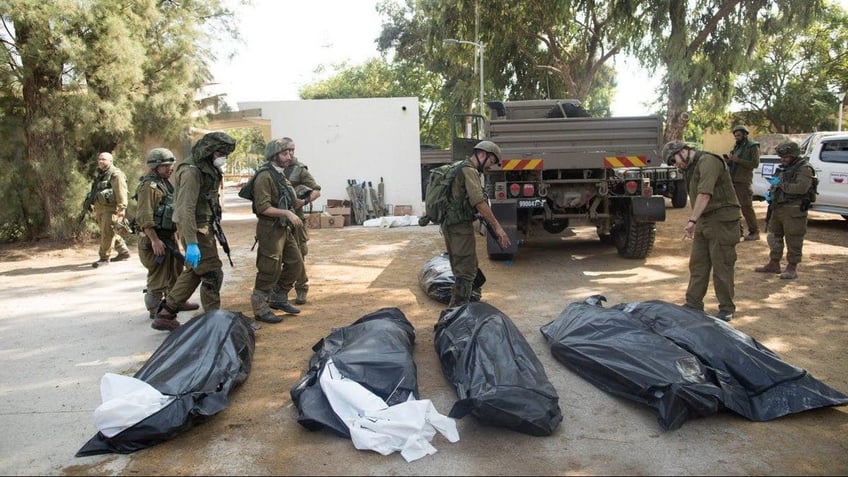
6;189;848;475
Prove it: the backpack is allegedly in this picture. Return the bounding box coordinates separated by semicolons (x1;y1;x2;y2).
423;161;465;225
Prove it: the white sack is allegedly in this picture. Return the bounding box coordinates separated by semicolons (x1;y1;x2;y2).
93;373;175;438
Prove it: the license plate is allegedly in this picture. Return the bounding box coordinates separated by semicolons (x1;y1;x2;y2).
517;199;544;208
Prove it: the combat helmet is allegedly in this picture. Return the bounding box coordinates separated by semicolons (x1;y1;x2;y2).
146;148;176;168
264;138;294;161
662;140;690;165
731;125;750;134
473;140;502;164
775;141;801;157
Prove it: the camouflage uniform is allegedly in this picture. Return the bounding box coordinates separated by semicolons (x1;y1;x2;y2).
441;159;484;307
729;133;760;237
251;160;303;321
135;151;184;319
91;163;130;261
283;157;321;300
684;151;742;316
158;132;235;320
765;156;815;269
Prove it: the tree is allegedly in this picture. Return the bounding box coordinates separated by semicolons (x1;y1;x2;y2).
733;3;848;133
0;0;237;241
615;0;824;141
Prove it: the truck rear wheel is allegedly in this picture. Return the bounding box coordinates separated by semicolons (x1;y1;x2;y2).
612;219;656;259
671;181;688;208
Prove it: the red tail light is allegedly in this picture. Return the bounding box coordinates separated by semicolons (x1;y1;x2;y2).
509;183;521;197
625;181;638;194
523;183;535;197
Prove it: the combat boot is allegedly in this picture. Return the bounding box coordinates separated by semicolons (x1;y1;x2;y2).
112;251;131;262
152;302;181;331
143;290;163;320
269;287;300;314
780;263;798;280
754;259;781;273
295;289;308;305
92;258;110;268
252;291;283;323
177;301;200;311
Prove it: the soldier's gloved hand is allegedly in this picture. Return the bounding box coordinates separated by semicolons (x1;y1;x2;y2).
185;243;201;268
767;176;781;186
765;190;772;203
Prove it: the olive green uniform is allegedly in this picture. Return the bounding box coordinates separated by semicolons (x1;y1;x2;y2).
91;165;130;260
251;165;303;316
766;158;815;265
135;172;182;309
730;137;760;236
441;160;484;306
163;153;225;312
685;151;742;315
283;158;321;295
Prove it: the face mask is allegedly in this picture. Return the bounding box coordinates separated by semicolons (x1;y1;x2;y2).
213;156;227;168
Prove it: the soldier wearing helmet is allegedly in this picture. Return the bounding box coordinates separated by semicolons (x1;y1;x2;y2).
440;140;510;307
88;152;132;268
135;148;199;323
247;138;305;324
154;131;236;331
273;137;322;307
726;125;761;241
664;140;741;322
754;141;816;279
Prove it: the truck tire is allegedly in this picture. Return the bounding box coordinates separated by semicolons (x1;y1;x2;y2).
612;220;656;259
671;181;688;208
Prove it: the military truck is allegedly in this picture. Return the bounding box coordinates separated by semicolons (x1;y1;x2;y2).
470;99;668;260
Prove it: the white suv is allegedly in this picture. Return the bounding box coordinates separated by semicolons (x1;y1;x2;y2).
808;133;848;219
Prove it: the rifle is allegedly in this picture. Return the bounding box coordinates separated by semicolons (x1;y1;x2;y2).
77;188;96;226
474;213;504;251
162;239;186;264
206;195;233;267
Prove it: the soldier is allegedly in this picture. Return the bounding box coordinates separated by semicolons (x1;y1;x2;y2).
726;125;761;241
277;137;321;306
89;152;131;268
664;140;741;321
442;140;510;307
248;138;304;323
153;132;236;331
135;148;199;320
754;141;816;279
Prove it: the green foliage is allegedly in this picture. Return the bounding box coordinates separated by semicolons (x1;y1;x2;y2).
224;127;266;174
0;0;238;241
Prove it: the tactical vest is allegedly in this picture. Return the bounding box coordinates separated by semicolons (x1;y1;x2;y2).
135;173;176;232
773;158;816;205
177;157;222;225
443;160;480;227
92;167;119;206
255;164;297;226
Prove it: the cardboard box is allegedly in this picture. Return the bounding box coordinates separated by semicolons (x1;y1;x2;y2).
325;207;351;216
305;212;322;229
394;205;413;216
327;199;351;208
321;215;344;228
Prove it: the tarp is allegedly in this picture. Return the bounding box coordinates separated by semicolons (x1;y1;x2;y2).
540;295;848;430
418;253;483;304
76;310;256;456
291;307;458;461
434;302;563;436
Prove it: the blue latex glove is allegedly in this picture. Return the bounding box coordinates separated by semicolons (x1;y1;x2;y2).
185;243;201;268
764;190;772;203
767;176;781;186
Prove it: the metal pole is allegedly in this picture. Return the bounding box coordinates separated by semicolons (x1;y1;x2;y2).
838;92;845;132
478;42;484;117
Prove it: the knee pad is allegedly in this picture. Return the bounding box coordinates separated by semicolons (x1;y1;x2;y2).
143;290;163;310
201;269;224;294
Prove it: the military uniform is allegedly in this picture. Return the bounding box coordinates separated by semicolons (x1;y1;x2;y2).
282;158;321;300
91;164;130;261
441;159;484;306
157;132;234;323
729;136;760;237
766;157;815;267
251;164;303;320
135;170;182;318
685;151;742;316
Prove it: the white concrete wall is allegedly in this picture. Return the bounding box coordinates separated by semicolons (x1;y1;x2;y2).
238;97;422;216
